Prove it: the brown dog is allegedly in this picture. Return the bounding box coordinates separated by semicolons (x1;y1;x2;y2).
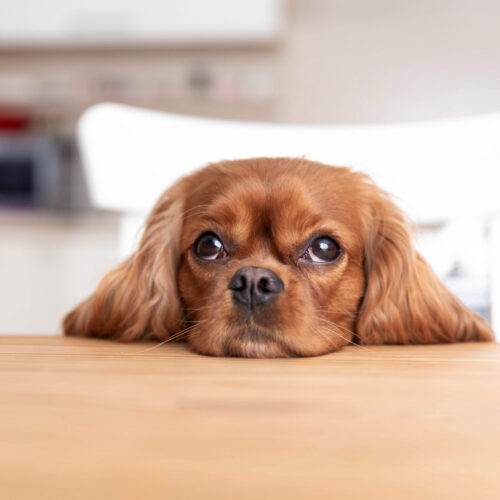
63;158;494;357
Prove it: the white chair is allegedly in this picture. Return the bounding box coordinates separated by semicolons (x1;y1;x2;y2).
77;103;500;333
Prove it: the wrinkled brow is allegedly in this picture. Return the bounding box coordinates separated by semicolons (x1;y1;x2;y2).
181;195;356;259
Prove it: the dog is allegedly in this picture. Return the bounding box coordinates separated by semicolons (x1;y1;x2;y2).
63;158;494;357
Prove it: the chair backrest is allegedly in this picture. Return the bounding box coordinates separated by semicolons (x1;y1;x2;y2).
78;103;500;224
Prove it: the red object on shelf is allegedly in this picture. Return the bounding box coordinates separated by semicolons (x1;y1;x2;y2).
0;107;31;131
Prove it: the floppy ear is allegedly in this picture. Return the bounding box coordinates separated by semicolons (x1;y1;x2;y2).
63;187;185;341
356;184;494;345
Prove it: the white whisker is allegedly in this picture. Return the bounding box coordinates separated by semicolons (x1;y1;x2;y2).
124;320;208;355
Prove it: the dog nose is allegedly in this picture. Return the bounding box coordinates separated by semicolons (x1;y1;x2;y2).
228;266;284;308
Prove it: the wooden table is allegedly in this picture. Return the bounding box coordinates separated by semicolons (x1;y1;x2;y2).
1;336;499;500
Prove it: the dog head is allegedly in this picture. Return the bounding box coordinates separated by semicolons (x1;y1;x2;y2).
63;158;493;356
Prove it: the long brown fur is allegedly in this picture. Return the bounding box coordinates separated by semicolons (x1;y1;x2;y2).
63;158;494;357
63;185;184;341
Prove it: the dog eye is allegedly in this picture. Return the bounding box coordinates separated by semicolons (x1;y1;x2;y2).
194;232;227;260
304;236;342;263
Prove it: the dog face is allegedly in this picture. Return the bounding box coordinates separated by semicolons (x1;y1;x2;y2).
177;160;368;357
63;158;493;357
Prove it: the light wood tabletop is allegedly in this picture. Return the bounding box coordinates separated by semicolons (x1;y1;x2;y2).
1;336;499;500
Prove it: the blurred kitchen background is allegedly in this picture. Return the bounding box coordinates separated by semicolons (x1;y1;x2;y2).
1;0;499;334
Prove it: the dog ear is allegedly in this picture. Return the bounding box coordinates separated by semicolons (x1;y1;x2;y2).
355;182;494;345
63;186;185;341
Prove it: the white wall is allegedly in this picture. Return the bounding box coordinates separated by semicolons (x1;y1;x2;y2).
279;0;500;123
0;0;283;46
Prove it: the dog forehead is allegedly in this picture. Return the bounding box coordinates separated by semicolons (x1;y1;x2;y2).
211;173;317;226
191;163;357;241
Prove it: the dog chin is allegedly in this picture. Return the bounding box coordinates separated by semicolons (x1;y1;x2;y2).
190;325;295;358
222;336;293;358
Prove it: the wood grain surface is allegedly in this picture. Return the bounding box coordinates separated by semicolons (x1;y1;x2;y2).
1;336;499;500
